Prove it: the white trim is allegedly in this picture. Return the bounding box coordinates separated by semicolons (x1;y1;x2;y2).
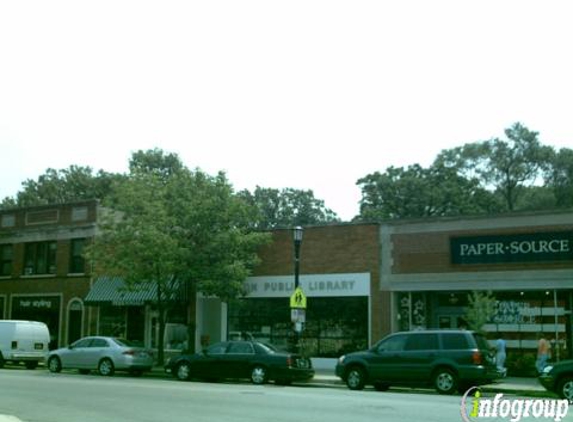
386;269;573;292
245;273;371;298
65;298;85;344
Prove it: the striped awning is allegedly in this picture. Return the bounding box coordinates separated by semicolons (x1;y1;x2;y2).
85;276;185;306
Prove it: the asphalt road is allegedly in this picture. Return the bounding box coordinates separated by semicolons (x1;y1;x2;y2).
0;368;468;422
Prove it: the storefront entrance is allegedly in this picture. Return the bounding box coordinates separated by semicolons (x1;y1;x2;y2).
11;295;61;349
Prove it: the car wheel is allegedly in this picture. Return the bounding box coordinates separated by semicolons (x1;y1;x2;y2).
176;362;191;381
25;361;38;370
0;353;5;369
98;358;115;376
250;365;268;385
48;356;62;373
557;377;573;400
345;366;366;391
434;368;458;395
374;382;389;391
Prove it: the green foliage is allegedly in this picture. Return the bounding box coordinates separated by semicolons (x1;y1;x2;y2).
1;165;125;209
435;122;554;211
356;163;500;221
465;291;497;334
87;149;271;362
546;147;573;208
238;186;340;229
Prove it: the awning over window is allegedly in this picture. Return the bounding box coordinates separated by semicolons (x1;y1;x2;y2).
85;276;186;306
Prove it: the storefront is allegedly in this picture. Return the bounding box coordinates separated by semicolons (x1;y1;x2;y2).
10;294;62;349
382;211;573;368
85;276;190;350
228;273;371;357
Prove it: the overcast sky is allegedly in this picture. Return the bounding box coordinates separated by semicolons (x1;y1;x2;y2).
1;1;572;221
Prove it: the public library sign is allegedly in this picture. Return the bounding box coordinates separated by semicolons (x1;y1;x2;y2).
451;231;573;264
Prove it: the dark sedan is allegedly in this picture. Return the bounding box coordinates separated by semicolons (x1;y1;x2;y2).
539;359;573;400
165;340;314;385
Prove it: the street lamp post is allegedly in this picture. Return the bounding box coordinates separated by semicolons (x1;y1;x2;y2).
293;226;303;288
292;226;304;353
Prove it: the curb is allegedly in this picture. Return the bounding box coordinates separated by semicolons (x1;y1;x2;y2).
155;368;548;396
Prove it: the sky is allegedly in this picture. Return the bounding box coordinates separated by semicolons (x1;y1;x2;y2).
1;1;573;221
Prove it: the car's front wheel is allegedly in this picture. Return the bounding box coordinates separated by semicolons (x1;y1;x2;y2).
98;358;115;376
557;376;573;400
250;365;268;385
433;368;458;395
176;362;191;381
345;366;366;390
47;356;62;373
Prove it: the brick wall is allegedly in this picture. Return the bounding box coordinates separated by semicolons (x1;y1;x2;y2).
253;223;391;342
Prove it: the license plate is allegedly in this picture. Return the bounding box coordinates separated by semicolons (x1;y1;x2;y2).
34;343;44;350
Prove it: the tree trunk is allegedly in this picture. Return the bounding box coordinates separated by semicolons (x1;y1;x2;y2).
156;282;166;366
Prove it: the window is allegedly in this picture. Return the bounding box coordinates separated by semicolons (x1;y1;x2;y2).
1;214;15;228
404;333;439;351
442;333;469;350
0;244;13;276
228;297;368;357
377;334;407;353
24;241;57;275
90;338;109;348
69;238;86;273
206;342;228;355
227;342;254;354
71;338;93;348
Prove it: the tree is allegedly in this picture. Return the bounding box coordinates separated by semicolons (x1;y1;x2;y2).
546;147;573;208
356;164;499;221
465;291;497;334
238;187;340;229
87;149;270;364
435;122;554;211
0;165;124;209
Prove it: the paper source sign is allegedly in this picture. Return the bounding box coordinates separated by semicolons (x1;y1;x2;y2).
451;232;573;265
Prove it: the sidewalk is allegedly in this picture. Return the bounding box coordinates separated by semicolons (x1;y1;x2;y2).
158;366;546;395
311;369;546;394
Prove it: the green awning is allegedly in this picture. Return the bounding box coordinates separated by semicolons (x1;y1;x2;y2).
85;276;185;306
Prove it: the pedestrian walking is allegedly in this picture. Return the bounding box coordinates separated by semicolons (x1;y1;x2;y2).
536;333;551;373
495;335;507;377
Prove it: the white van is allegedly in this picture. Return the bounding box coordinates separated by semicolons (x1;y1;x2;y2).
0;320;50;369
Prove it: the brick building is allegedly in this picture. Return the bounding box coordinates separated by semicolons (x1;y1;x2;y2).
218;223;387;357
0;201;98;348
2;200;572;365
383;210;573;359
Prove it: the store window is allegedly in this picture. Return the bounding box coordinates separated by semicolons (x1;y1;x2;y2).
69;238;86;274
0;244;13;276
99;306;127;338
228;297;368;357
23;241;57;275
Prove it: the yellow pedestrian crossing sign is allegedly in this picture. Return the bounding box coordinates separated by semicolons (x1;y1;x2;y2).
290;287;307;309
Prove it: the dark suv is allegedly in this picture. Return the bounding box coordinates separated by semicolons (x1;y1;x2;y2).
335;329;499;394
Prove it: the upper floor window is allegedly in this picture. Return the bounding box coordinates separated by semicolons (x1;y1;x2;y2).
69;238;86;274
24;241;57;275
0;244;13;276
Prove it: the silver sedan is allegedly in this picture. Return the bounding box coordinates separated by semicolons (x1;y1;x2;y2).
47;336;154;376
